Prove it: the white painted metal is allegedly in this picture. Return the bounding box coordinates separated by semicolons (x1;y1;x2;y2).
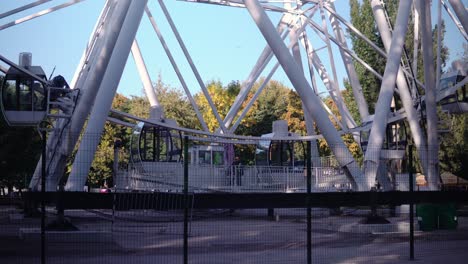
66;0;148;191
412;3;420;101
313;6;426;91
144;6;209;132
131;39;163;121
325;2;369;122
29;0;116;191
442;0;468;40
306;18;385;82
223;7;318;133
436;0;443;91
0;0;457;193
370;0;429;182
0;54;48;84
0;0;87;31
229;62;280;133
363;0;412;190
300;29;319;95
0;0;52;20
318;3;356;130
222;14;291;131
157;0;227;133
229;15;310;133
289;17;322;168
298;34;346;131
69;0;113;90
302;34;348;130
244;0;366;191
447;0;468;36
418;0;440;191
110;108;326;142
222;37;281;131
437;76;468;101
30;0;132;191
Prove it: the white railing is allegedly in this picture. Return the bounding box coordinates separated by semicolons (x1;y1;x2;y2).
118;162;352;193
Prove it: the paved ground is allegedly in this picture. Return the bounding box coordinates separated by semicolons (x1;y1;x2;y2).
1;206;468;263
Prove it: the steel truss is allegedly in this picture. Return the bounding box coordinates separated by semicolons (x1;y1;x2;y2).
0;0;466;192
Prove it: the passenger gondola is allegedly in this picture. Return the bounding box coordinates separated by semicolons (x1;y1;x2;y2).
130;121;183;165
360;120;407;152
255;120;304;167
439;70;467;114
1;53;48;126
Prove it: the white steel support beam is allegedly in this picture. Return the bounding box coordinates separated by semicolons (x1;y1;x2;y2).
69;0;113;90
285;2;320;165
65;0;147;191
223;8;318;132
131;39;163;121
447;0;468;36
363;0;412;189
144;6;209;131
299;31;346;131
30;0;130;191
0;0;87;31
229;62;280;133
412;4;420;100
318;3;356;130
244;0;366;191
158;0;227;133
370;0;428;187
437;76;468;100
301;31;319;95
325;2;369;122
299;36;347;131
30;0;113;191
289;20;321;168
442;0;468;40
223;13;291;131
436;0;443;90
0;0;52;20
316;6;426;91
229;16;309;133
306;18;384;85
418;0;440;190
305;40;348;130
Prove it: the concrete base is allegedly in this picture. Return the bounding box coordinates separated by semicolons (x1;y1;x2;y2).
338;221;411;234
19;228;113;243
316;216;418;234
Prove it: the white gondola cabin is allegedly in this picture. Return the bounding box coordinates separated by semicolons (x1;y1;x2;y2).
0;53;47;126
1;66;47;126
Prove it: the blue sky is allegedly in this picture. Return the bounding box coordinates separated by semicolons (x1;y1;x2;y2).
0;0;466;98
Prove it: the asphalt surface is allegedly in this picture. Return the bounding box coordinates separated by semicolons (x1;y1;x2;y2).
1;206;467;264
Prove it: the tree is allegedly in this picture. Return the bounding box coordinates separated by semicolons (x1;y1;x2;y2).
439;43;468;180
156;81;201;130
349;0;386;114
282;89;306;135
0;75;42;193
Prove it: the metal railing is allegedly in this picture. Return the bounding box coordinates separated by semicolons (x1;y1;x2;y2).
119;163;354;193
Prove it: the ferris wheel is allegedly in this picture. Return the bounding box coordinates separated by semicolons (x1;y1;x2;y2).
0;0;467;193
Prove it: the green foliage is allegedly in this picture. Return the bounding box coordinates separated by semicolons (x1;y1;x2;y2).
438;44;468;179
0;75;42;191
439;115;468;179
349;0;386;114
343;80;361;124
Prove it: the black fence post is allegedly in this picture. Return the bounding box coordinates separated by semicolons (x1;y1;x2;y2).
183;135;189;264
41;129;46;264
306;141;312;264
409;144;415;260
